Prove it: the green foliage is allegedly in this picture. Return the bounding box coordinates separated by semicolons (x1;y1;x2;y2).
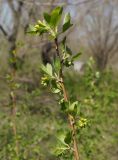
28;6;73;39
41;63;53;77
61;37;81;67
50;6;63;28
63;13;73;32
54;130;72;157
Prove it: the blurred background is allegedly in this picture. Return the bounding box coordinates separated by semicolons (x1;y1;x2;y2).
0;0;118;160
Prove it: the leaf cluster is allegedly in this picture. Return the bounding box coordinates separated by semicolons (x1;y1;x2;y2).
28;7;73;39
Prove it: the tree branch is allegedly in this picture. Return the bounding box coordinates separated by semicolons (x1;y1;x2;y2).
0;24;8;38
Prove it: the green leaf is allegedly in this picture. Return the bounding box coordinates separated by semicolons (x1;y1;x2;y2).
41;63;53;77
52;88;60;94
68;101;78;113
63;13;73;32
50;6;63;28
64;131;72;145
27;25;37;34
57;131;67;145
60;100;69;111
57;130;71;146
66;46;73;55
54;144;68;156
62;37;72;55
63;23;73;32
33;20;50;35
72;52;81;61
28;21;49;35
46;63;53;76
63;13;71;25
37;20;46;27
62;36;67;46
44;12;51;24
53;58;61;73
41;65;48;74
54;131;71;156
38;28;48;35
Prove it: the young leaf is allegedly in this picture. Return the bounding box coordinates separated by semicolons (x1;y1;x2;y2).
52;88;60;94
62;37;72;55
63;13;71;25
57;131;67;145
46;63;53;76
72;52;81;61
68;101;78;113
28;21;49;35
63;23;73;32
53;58;61;73
41;63;53;77
44;12;51;24
57;130;71;145
63;13;73;32
33;20;50;35
50;6;63;28
41;65;48;73
54;131;71;156
66;46;73;55
64;131;72;145
54;144;68;156
27;25;37;34
62;36;67;46
38;27;48;35
60;100;69;111
37;20;46;27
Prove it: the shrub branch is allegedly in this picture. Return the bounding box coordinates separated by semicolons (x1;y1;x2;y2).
54;37;79;160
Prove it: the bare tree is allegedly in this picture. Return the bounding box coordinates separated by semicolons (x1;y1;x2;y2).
84;0;118;70
0;0;23;69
